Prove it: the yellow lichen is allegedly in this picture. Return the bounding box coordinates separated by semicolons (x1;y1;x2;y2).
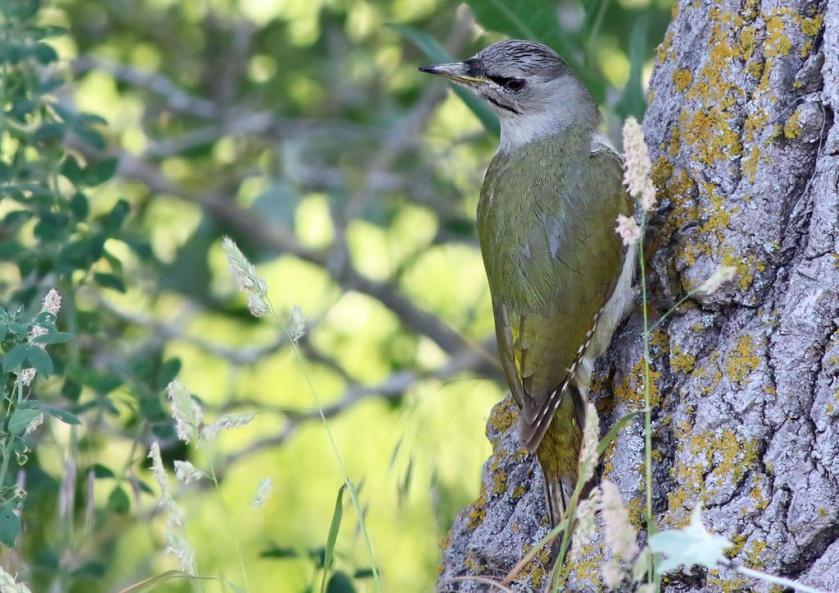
751;481;770;511
491;471;508;495
708;570;750;593
614;356;662;407
726;335;761;383
764;15;793;57
673;69;693;92
669;426;759;523
487;397;517;438
721;248;766;290
742;145;761;182
467;488;488;529
671;345;697;374
783;110;802;140
747;539;767;566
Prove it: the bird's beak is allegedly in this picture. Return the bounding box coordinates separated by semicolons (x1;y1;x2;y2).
418;62;486;86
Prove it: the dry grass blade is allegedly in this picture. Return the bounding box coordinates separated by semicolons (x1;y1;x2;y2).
116;571;242;593
439;575;518;593
500;517;569;585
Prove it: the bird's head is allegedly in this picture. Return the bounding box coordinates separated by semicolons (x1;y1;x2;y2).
419;40;598;149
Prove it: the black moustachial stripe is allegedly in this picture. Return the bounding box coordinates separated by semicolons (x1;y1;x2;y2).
487;95;521;115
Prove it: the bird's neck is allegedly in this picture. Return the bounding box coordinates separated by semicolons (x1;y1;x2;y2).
498;80;600;153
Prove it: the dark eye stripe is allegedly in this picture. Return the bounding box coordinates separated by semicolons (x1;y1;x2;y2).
488;75;515;86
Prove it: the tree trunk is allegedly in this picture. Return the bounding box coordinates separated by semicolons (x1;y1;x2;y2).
438;1;839;591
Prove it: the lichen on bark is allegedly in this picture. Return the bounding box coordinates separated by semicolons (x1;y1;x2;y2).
438;1;839;591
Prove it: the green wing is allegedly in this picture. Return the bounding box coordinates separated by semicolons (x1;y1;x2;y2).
479;135;630;452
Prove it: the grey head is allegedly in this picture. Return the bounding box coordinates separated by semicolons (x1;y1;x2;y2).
419;40;599;151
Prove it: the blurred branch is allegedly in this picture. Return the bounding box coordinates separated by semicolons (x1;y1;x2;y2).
73;56;221;119
109;150;476;357
342;12;476;223
99;298;292;366
223;336;497;466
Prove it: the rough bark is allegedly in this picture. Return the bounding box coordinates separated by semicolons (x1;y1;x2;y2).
438;1;838;591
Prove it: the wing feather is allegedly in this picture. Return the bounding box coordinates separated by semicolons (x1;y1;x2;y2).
481;133;630;453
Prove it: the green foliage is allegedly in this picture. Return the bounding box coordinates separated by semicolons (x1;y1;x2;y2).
0;0;676;591
321;485;346;593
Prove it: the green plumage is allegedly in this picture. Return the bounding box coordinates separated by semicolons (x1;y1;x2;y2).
477;123;631;519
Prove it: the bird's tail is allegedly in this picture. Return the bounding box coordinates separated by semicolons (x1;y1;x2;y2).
542;469;573;528
534;386;587;528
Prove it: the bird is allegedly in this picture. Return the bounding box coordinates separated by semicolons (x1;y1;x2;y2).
420;39;635;525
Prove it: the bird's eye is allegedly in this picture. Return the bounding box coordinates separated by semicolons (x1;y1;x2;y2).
505;78;526;92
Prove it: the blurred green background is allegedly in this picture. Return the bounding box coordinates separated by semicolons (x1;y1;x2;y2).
1;0;672;591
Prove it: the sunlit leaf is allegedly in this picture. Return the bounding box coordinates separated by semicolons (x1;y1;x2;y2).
2;344;28;372
649;505;732;574
8;408;41;436
31;331;73;345
0;505;21;547
108;486;131;514
25;345;53;376
94;272;126;292
41;405;81;425
321;485;346;593
85;158;118;187
326;571;355;593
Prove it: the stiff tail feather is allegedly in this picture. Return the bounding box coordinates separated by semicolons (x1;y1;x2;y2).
530;385;588;528
543;469;573;528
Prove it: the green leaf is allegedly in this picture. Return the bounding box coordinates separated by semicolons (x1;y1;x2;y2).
61;155;85;183
3;344;29;372
107;486;130;514
32;331;73;345
41;406;81;425
325;571;355;593
8;408;41;436
615;16;649;118
37;75;64;94
0;505;21;547
649;506;732;574
32;42;58;64
321;485;346;593
390;24;499;136
85;158;118;187
62;378;82;401
32;122;65;143
70;192;89;219
103;198;130;233
70;560;107;578
25;345;53;376
157;358;182;390
94;272;126;292
79;112;109;126
92;463;115;478
352;568;377;580
260;545;300;560
74;124;106;151
69;364;123;394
